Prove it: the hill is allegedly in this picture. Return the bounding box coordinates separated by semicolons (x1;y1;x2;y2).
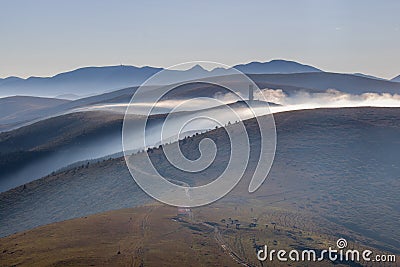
0;78;296;133
0;96;70;131
4;69;400;132
0;99;278;191
1;107;399;255
0;87;138;132
0;111;127;191
1;203;384;266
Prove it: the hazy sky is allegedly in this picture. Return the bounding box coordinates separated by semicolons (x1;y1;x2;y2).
1;0;399;79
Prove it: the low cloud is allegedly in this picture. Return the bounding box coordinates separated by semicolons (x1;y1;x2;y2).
258;88;400;113
74;88;400;117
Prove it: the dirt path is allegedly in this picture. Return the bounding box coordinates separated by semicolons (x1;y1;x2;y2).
198;221;255;267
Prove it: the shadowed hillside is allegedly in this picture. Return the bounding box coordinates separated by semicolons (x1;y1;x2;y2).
0;111;126;191
249;72;400;94
0;96;70;131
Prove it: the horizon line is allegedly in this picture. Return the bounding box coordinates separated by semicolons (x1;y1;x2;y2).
0;59;398;81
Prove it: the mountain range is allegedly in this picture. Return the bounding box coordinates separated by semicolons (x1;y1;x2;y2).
2;72;400;132
2;59;398;99
2;59;400;133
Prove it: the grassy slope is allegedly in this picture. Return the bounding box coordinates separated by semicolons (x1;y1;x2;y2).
1;202;395;266
0;204;240;267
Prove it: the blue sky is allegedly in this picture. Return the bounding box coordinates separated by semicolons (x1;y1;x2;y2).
1;0;399;79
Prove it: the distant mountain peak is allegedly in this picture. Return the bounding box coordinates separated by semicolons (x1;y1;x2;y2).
188;64;208;72
233;59;322;74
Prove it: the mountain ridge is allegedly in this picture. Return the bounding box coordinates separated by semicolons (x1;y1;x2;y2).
1;60;399;100
0;60;324;98
234;59;322;74
391;75;400;82
0;60;320;80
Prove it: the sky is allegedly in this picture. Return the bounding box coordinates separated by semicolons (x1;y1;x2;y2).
1;0;399;79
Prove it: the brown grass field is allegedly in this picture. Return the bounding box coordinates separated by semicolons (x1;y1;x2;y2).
1;200;396;266
0;203;238;267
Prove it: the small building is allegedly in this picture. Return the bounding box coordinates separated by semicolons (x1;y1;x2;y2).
177;207;192;217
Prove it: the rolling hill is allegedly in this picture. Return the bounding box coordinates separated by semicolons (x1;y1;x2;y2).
5;69;400;133
0;203;376;266
0;111;126;191
0;96;70;131
0;99;278;191
0;78;308;132
1;107;399;255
